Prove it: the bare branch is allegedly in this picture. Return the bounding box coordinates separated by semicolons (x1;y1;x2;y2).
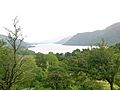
1;17;26;90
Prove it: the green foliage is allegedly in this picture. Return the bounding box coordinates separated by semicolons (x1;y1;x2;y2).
44;52;59;66
45;66;72;90
55;53;65;61
87;47;120;79
85;41;120;90
35;52;59;70
16;48;35;55
2;40;119;90
0;17;39;90
35;52;73;90
35;52;46;68
0;47;12;79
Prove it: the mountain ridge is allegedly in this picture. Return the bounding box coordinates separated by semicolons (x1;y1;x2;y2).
0;34;32;47
61;22;120;46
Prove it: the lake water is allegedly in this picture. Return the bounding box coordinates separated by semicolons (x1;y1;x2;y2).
28;43;91;54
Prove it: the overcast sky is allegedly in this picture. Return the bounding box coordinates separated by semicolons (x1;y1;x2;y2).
0;0;120;42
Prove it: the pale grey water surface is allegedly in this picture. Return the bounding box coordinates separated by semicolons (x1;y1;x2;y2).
28;43;91;54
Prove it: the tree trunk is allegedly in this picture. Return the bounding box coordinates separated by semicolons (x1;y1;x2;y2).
110;82;113;90
55;83;58;90
106;78;114;90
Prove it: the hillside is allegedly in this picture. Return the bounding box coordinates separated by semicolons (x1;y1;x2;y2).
56;36;72;44
0;34;31;47
63;22;120;46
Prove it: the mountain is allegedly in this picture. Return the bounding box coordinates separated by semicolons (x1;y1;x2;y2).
0;34;7;40
63;22;120;46
0;34;31;47
56;36;72;44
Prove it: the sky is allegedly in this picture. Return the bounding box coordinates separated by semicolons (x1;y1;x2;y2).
0;0;120;42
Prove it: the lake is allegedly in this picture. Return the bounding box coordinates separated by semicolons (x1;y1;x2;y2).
28;43;91;54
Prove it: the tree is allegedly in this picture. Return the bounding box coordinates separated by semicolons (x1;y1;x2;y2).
86;41;120;90
11;56;38;90
45;64;72;90
0;17;36;90
35;52;59;70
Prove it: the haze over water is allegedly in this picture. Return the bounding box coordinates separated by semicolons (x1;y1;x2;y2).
29;43;91;54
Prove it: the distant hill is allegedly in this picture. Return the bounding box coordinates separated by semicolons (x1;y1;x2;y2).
62;22;120;46
0;34;31;47
56;36;72;44
0;34;6;40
